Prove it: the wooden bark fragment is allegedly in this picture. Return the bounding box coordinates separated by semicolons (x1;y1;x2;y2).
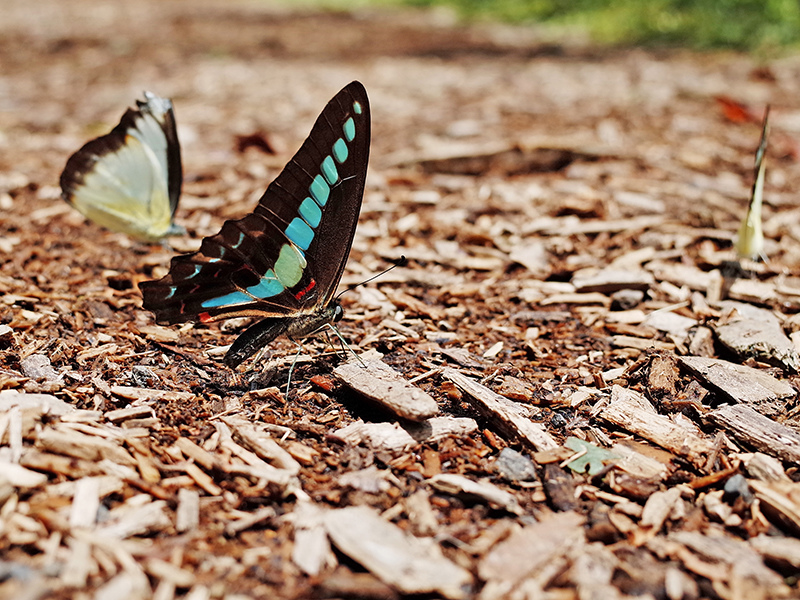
439;347;486;369
572;268;654;293
611;336;674;351
647;353;679;397
720;319;800;374
97;497;171;539
19;449;103;478
405;489;439;536
182;463;222;496
221;416;301;475
508;240;549;278
0;461;48;488
750;534;800;570
478;511;585;586
0;391;75;415
69;477;100;529
542;463;579;511
597;386;714;469
443;368;558;451
567;542;620;600
680;356;795;417
646;261;711;291
334;360;439;422
174;437;217;470
176;488;200;533
315;571;399;600
291;501;334;576
145;558;195;587
110;386;195;402
643;311;697;338
610;442;669;481
728;278;779;304
224;506;276;536
429;473;522;515
706;404;800;464
748;479;800;534
329;417;478;454
742;452;790;482
215;426;294;489
50;476;124;500
540;291;609;307
62;536;92;588
325;505;473;599
667;531;788;597
640;486;682;532
36;429;137;466
105;406;155;424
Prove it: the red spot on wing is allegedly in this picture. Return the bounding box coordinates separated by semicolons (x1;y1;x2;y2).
294;279;316;301
199;312;213;323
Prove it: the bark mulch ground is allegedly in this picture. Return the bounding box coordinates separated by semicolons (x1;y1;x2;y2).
2;1;800;598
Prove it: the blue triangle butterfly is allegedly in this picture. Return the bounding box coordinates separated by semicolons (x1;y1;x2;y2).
140;81;370;367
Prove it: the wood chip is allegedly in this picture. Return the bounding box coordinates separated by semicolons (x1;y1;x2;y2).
105;406;155;424
429;473;522;515
479;511;585;585
291;501;334;576
222;416;301;474
325;505;473;599
110;386;195;402
714;319;800;374
0;461;48;488
597;385;714;469
572;268;654;293
334;360;439;422
176;488;200;533
145;558;195;587
97;497;171;539
329;416;478;454
443;368;558;451
680;356;796;417
706;404;800;464
37;428;137;466
69;476;101;529
0;391;75;415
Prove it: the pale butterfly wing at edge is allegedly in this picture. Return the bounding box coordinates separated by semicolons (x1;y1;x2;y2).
735;107;769;261
62;93;180;241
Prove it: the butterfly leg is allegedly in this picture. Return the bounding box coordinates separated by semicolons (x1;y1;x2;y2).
285;340;311;397
325;323;365;367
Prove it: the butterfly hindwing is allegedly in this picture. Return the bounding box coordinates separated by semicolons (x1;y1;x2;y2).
60;92;183;241
140;81;370;326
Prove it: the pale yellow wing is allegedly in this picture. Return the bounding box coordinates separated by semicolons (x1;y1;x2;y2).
60;92;182;241
735;107;769;261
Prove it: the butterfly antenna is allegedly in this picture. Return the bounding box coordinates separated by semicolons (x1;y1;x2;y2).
336;255;407;301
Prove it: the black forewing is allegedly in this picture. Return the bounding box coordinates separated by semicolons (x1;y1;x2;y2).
140;81;370;324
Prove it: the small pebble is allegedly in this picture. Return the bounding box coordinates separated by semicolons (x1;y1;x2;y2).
495;448;538;482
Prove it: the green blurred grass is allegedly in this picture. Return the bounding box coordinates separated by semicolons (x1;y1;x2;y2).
393;0;800;51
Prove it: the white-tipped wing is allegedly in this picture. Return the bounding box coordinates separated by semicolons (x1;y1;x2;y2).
735;107;769;261
60;92;182;241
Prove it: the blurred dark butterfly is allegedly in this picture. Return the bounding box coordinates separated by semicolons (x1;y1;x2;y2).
60;92;183;241
140;81;370;368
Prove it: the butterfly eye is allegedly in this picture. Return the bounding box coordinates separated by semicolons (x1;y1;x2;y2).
333;304;344;323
